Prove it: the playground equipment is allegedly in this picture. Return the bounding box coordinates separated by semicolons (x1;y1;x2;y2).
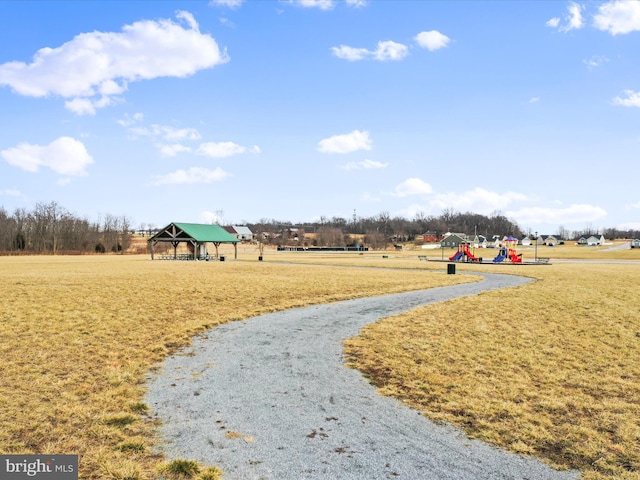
449;242;480;262
493;236;522;263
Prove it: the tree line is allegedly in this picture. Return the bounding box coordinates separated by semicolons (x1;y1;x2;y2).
248;209;639;248
2;201;637;254
247;209;525;248
0;202;131;254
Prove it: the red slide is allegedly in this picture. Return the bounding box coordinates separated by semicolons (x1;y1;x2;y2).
508;252;523;263
462;245;479;261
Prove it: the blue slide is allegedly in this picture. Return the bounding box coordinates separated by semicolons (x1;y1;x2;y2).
450;251;463;261
492;254;506;263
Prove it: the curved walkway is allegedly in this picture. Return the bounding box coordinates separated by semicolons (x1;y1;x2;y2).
145;272;578;480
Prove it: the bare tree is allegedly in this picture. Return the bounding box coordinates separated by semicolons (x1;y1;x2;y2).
556;225;568;240
118;215;132;253
316;227;345;247
364;230;386;250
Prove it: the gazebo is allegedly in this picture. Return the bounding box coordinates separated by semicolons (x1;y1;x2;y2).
148;222;240;260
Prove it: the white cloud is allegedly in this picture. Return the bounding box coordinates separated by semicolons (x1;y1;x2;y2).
289;0;335;10
65;97;97;116
373;41;409;61
625;201;640;210
563;2;584;31
0;188;21;196
119;116;260;158
618;221;640;230
547;2;584;32
118;112;144;127
428;188;530;214
583;55;609;68
393;178;433;197
196;142;260;158
165;128;201;142
332;40;409;62
546;17;561;28
152;167;230;185
594;0;640;35
331;45;370;61
0;11;228;114
341;159;388;170
529;97;540;103
128;124;202;141
318;130;372;154
414;30;451;51
219;17;236;28
1;136;93;176
160;144;193;157
506;204;607;225
613;90;640;107
285;0;365;8
210;0;245;8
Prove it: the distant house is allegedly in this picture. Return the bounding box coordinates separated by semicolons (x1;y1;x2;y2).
488;235;501;248
284;227;304;241
578;234;606;246
543;235;559;247
224;225;254;242
533;234;544;246
422;231;439;243
441;233;467;249
631;239;640;248
466;234;487;248
520;236;532;246
587;234;605;246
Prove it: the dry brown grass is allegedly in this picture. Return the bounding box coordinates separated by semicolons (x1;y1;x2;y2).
0;254;469;479
344;261;640;479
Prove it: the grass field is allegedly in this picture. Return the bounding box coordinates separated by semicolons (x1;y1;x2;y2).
0;253;471;479
343;246;640;480
1;242;639;479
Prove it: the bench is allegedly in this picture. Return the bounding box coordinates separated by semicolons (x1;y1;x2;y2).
536;257;550;264
157;254;194;260
418;255;428;261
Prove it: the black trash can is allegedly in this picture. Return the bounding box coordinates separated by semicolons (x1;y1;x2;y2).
258;256;263;261
219;255;225;262
447;263;456;275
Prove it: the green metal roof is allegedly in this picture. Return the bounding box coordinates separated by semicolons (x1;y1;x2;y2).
150;222;240;243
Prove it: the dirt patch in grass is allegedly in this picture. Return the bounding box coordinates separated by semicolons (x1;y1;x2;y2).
0;254;469;479
344;262;640;479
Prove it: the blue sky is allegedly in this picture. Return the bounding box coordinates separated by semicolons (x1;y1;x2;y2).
1;0;639;233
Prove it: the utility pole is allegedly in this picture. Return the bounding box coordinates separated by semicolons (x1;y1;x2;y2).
473;225;477;257
535;231;538;262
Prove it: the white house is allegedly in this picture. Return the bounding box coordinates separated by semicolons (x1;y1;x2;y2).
578;234;605;246
224;225;254;241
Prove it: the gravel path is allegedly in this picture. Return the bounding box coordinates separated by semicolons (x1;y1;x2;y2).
145;272;578;480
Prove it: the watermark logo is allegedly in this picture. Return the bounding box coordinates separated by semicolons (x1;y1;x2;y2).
1;455;77;480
